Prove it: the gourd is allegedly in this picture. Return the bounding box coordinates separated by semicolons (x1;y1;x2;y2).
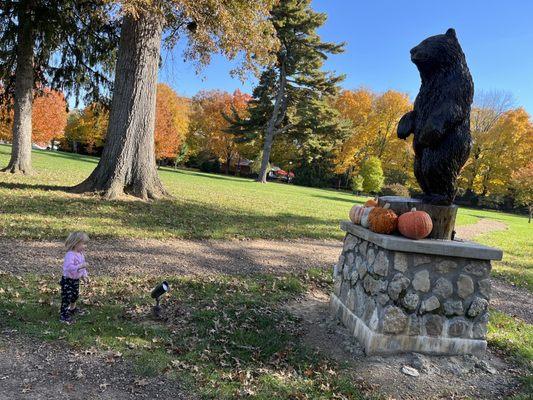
398;207;433;239
368;203;398;234
364;197;379;207
349;205;366;224
360;207;374;228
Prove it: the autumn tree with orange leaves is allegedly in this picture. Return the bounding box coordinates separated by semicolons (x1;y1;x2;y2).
0;89;67;147
189;89;251;174
154;84;190;162
64;85;190;159
32;89;68;146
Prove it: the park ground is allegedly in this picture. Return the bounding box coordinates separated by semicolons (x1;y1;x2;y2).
0;144;531;399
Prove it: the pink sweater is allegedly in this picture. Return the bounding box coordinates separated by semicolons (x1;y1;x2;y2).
63;251;88;279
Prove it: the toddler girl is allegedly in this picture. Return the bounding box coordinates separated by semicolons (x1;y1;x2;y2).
60;232;90;324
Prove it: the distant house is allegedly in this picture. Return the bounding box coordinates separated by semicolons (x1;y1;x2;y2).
229;158;253;176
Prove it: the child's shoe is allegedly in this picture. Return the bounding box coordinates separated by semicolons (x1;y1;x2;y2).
60;315;74;324
69;307;88;316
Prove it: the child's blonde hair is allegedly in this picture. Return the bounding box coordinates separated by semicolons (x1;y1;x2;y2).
65;232;89;251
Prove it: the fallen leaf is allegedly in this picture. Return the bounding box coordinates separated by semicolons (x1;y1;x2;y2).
134;378;149;387
75;368;85;379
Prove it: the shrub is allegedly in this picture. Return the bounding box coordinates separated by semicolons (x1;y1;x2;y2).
384;169;409;185
380;183;410;197
351;174;364;194
360;156;384;194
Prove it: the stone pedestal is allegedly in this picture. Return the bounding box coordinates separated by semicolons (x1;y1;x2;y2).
330;221;503;356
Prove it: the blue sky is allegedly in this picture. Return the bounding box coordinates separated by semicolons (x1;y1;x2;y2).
158;0;533;114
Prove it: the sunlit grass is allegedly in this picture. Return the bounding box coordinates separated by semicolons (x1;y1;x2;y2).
488;309;532;398
0;144;526;239
465;210;533;291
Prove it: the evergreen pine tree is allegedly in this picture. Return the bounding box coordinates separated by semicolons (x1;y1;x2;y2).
227;0;346;183
0;0;117;174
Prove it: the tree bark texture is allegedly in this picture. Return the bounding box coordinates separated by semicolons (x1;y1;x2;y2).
258;57;288;183
72;11;167;200
2;3;34;174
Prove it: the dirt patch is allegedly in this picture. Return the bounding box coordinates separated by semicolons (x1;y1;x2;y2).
0;237;340;278
455;219;508;240
0;331;193;400
491;279;533;324
286;291;524;400
1;236;530;324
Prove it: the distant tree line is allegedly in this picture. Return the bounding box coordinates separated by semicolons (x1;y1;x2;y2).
0;0;531;214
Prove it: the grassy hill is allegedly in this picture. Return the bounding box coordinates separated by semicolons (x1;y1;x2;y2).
0;144;531;288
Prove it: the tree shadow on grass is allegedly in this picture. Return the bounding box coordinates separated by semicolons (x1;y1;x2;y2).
0;181;71;192
33;150;99;165
0;233;341;278
468;213;510;222
0;193;343;241
311;194;360;204
162;168;254;184
0;193;343;278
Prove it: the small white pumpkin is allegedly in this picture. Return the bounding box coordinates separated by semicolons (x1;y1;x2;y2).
360;206;374;228
349;205;366;224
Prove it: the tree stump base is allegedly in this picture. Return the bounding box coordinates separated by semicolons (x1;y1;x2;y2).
378;196;458;240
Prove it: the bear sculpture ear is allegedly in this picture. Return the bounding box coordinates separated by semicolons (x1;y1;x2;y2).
446;28;457;38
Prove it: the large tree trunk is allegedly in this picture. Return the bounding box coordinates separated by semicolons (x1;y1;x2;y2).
258;130;274;183
72;11;167;200
257;57;287;184
2;3;34;174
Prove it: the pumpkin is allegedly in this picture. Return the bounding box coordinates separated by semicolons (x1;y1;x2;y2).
398;207;433;239
364;197;379;207
368;203;398;234
349;205;366;224
360;207;374;228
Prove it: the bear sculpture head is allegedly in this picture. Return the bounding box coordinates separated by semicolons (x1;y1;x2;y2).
410;28;466;75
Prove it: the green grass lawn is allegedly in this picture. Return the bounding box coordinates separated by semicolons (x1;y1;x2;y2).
0;145;531;398
0;144;524;238
1;144;531;290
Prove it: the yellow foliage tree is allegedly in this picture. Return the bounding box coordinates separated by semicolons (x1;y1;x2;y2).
189;89;251;174
64;103;109;154
461;107;533;196
333;89;413;188
512;163;533;222
333;89;373;174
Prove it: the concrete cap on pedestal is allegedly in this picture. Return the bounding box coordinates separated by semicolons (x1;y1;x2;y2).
340;221;503;261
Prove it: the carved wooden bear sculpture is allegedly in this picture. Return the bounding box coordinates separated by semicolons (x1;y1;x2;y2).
398;28;474;205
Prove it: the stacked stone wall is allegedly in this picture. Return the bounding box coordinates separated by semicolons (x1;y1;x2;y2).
332;232;493;354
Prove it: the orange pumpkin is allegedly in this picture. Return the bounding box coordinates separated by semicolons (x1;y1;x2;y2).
364;197;379;207
368;203;398;234
398;207;433;239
